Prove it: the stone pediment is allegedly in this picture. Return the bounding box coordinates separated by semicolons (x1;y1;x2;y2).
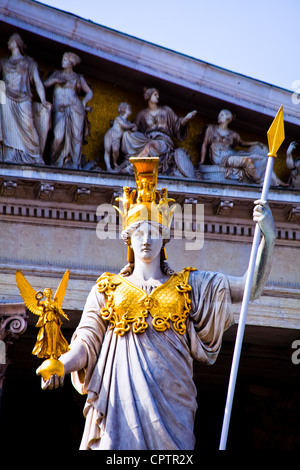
1;0;300;189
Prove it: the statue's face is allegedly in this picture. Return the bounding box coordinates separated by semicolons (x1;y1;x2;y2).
131;221;163;263
61;54;71;69
149;90;159;104
218;109;232;125
8;37;17;51
44;288;53;300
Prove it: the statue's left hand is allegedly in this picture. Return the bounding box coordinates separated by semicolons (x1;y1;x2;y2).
253;199;276;241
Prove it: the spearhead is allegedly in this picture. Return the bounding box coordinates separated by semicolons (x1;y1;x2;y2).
267;105;285;157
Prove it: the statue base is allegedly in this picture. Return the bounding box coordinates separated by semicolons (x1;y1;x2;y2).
37;356;65;381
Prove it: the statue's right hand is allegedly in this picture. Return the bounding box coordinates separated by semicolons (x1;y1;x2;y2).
36;367;65;390
287;141;297;155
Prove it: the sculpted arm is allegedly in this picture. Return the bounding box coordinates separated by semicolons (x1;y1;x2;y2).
181;110;197;127
121;119;136;130
236;133;263;148
200;127;210;164
32;66;51;108
80;76;93;109
43;73;61;88
227;200;276;303
286;142;298;169
38;284;105;390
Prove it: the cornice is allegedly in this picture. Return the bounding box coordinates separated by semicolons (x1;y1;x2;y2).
1;164;299;205
1;165;299;248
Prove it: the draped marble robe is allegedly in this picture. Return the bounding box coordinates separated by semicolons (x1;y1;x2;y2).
71;269;233;450
202;124;284;185
44;70;90;169
0;55;47;164
121;106;190;175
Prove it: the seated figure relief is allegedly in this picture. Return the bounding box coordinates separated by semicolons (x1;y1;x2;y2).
116;87;197;178
198;109;288;186
0;34;297;190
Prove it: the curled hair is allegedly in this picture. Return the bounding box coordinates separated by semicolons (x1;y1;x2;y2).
63;52;81;67
121;221;170;245
117;102;130;115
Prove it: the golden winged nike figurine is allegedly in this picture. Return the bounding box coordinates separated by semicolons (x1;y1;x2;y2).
16;270;70;380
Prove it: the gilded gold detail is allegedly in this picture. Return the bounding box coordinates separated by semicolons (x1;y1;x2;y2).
16;270;70;380
113;157;176;231
97;267;196;336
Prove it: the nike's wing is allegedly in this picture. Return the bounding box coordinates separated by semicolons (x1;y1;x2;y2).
54;270;70;308
16;271;43;316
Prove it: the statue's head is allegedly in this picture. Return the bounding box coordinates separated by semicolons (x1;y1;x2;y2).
114;156;176;273
121;220;170;267
62;52;81;68
43;288;53;300
8;33;26;54
126;221;164;264
218;109;234;125
118;102;131;116
143;87;159;103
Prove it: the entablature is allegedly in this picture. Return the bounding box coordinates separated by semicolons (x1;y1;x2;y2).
0;165;299;334
0;163;299;243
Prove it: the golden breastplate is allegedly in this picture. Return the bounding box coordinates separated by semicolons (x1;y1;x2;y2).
96;268;195;336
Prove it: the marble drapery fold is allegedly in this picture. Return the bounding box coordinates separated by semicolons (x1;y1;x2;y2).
44;69;92;169
71;269;233;450
0;55;48;164
201;124;284;185
121;106;190;175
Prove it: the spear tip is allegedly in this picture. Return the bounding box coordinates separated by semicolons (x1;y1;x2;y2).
267;105;285;158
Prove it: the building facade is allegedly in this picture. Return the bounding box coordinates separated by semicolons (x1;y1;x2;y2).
0;0;299;451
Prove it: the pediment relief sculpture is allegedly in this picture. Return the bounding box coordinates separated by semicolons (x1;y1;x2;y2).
115;87;197;179
44;52;93;169
0;32;297;189
197;109;288;187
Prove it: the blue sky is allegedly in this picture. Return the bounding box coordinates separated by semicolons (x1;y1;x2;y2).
38;0;299;92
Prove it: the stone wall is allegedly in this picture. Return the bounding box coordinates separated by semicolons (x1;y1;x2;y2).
0;165;299;330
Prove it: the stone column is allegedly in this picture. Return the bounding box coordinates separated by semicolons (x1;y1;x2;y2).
0;303;28;410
